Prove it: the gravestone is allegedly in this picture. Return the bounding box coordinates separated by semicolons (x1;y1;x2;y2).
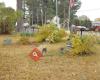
60;47;65;54
66;39;72;51
3;38;12;45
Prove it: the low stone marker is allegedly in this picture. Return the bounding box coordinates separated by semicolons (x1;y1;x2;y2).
60;47;65;54
3;38;12;45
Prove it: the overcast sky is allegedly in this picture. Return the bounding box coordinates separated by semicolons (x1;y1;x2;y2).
0;0;100;21
77;0;100;21
0;0;16;9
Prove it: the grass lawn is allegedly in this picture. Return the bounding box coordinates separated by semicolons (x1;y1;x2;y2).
0;35;100;80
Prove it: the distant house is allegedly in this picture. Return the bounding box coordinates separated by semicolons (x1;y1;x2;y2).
92;21;100;31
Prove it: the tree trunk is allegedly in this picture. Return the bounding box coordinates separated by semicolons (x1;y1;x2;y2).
16;0;23;32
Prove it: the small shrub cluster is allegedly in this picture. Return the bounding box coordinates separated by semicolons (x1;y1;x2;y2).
34;24;67;43
18;37;30;45
96;37;100;44
34;24;57;42
71;35;96;55
47;29;66;43
97;40;100;44
20;32;33;37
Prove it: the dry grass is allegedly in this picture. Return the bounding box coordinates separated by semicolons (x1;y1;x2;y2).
0;35;100;80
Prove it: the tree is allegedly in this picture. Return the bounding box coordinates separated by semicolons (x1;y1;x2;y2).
72;17;80;26
17;0;23;32
79;20;92;28
0;2;5;8
72;15;92;28
0;3;21;34
70;0;81;22
25;0;81;25
79;15;90;21
78;15;92;28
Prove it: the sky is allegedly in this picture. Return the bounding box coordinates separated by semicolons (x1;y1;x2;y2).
0;0;16;9
77;0;100;21
0;0;100;21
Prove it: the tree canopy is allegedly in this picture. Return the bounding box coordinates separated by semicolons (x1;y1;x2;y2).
0;3;21;34
72;15;92;28
25;0;81;25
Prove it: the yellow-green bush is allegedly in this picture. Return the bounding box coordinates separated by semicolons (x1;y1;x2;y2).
34;24;57;42
59;29;67;38
34;24;67;43
34;35;46;43
18;37;30;45
96;37;100;44
20;32;34;37
47;30;61;43
71;35;96;55
47;29;67;43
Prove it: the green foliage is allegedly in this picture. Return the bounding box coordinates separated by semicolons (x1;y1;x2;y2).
0;2;5;8
18;37;30;45
78;15;92;28
79;20;92;28
59;29;67;38
20;32;33;37
97;40;100;44
47;30;61;43
71;35;96;55
26;0;81;24
47;29;67;43
34;24;67;43
96;37;100;44
34;24;57;42
0;3;22;34
72;18;80;26
72;15;92;28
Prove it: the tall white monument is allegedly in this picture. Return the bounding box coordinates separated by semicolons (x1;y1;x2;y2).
52;16;61;29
